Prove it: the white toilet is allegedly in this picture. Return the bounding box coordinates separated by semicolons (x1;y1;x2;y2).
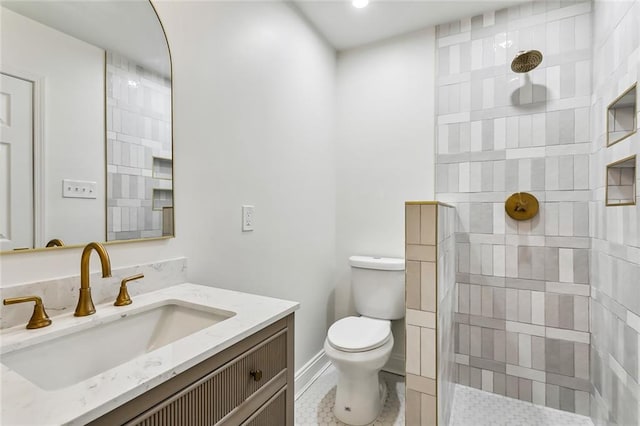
324;255;405;425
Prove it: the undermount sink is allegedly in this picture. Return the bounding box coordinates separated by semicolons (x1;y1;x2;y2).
1;301;235;391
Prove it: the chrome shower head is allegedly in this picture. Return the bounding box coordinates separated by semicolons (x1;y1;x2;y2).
511;50;543;73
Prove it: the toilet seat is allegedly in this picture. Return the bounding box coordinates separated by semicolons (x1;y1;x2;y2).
327;316;391;353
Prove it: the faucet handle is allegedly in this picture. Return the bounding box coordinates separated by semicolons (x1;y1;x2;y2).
114;273;144;306
3;296;52;329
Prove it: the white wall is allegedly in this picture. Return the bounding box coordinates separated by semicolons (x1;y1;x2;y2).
153;1;337;371
334;29;436;367
1;7;105;246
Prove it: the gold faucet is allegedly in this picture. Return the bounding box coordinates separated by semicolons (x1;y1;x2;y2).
75;242;112;316
3;296;52;329
114;273;144;306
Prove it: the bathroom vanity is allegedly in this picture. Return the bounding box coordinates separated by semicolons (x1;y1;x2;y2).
0;284;298;425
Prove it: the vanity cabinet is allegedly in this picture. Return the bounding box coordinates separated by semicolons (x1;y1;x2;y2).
90;314;294;426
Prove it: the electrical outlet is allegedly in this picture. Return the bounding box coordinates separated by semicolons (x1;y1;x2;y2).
63;179;97;199
242;205;255;232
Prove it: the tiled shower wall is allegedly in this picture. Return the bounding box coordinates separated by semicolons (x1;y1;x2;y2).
106;51;172;241
435;1;592;414
405;202;456;425
589;0;640;424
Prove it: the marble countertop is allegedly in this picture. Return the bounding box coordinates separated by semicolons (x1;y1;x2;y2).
1;283;299;425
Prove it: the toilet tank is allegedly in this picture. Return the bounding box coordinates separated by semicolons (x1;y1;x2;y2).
350;256;405;320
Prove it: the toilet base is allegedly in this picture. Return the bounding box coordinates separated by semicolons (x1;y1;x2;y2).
333;374;388;425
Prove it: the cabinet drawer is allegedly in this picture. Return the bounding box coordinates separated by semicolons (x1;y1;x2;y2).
242;387;287;426
129;329;287;426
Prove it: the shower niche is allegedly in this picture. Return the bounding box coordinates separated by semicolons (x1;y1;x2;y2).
607;84;637;146
606;155;636;206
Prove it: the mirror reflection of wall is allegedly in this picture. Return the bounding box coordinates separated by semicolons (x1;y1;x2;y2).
1;6;105;250
106;52;173;241
0;1;172;252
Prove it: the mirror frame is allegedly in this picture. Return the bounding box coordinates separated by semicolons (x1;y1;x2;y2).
0;0;174;255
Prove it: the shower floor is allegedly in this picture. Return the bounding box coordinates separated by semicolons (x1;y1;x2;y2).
294;365;594;426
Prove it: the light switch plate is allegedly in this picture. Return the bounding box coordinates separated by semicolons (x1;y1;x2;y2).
242;205;254;232
63;179;97;199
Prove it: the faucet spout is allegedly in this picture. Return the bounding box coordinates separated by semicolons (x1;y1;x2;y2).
75;242;112;316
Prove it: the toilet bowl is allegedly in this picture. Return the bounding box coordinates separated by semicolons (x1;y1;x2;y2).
324;256;405;425
324;316;394;425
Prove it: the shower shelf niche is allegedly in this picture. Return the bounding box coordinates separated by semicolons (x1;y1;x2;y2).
606;155;636;206
607;83;637;146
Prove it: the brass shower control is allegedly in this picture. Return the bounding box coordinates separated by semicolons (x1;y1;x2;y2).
114;273;144;306
505;192;539;221
3;296;52;329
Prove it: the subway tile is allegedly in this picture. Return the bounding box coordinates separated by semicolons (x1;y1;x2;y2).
406;374;436;396
482;328;495;360
407;325;421;375
519;378;533;402
470;325;482;357
558;294;574;330
519;334;532;368
406;309;436;328
470;367;482;389
421;394;437;426
545;373;591;392
493;372;507;395
420;205;437;245
421;261;437;312
470;356;506;374
421;328;437;379
531;336;546;370
469;315;506;330
518;290;532;323
407;244;436;262
406;205;421;245
506;375;519;398
406;261;421;310
406;389;421;426
546;327;590;343
506;321;546;337
545;338;575;377
559;387;575;412
506;364;546;382
546;383;560;409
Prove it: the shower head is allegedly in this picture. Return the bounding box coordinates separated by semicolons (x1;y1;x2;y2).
511;50;543;73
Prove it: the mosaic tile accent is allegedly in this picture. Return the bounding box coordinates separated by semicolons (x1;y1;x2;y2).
450;384;594;426
106;51;173;241
405;202;456;425
294;366;405;426
434;0;594;415
589;0;640;424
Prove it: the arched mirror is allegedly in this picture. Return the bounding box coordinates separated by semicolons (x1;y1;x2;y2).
0;0;173;253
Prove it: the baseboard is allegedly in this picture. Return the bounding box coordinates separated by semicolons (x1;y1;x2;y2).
294;349;331;401
382;352;405;376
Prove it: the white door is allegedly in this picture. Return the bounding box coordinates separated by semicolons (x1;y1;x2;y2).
0;73;34;250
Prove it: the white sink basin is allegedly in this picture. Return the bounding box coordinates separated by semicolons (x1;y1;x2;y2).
2;301;235;390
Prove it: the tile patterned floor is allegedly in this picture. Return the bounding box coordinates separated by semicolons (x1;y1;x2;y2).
295;365;405;426
450;385;594;426
295;365;594;426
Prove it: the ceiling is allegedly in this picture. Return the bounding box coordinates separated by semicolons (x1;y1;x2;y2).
292;0;528;50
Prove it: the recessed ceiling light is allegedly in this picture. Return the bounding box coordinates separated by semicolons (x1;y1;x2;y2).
352;0;369;9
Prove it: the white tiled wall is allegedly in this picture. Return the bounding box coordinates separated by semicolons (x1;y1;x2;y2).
590;0;640;424
435;0;593;415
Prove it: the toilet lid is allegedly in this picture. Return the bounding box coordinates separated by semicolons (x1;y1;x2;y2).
327;316;391;353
